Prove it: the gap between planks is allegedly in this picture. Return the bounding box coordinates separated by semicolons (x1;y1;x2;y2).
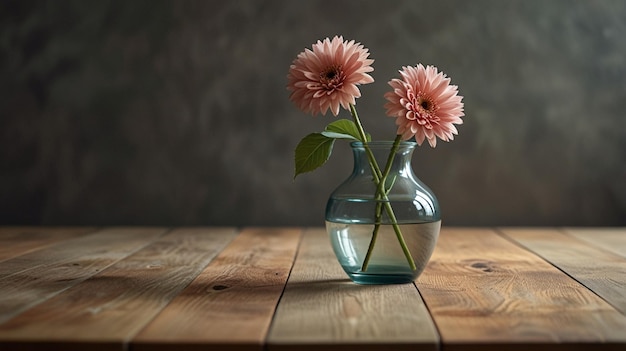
562;227;626;259
0;227;98;263
0;227;169;325
499;227;626;316
132;227;302;351
415;227;626;351
0;227;237;351
267;228;439;351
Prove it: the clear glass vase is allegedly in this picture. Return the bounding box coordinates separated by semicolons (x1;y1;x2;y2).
325;141;441;284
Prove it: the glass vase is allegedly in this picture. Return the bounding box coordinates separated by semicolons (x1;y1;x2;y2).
325;141;441;284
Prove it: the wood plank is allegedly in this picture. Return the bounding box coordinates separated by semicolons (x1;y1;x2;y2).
132;227;302;351
415;227;626;351
0;227;166;325
501;227;626;316
268;228;439;351
0;227;97;262
563;227;626;258
0;227;237;351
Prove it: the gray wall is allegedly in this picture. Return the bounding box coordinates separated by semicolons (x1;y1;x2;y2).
1;0;625;226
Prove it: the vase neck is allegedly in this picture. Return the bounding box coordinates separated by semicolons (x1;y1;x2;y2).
350;141;416;176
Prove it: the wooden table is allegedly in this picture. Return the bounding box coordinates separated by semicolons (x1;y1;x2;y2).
0;227;625;351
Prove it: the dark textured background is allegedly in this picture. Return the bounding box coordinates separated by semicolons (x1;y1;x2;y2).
1;0;625;226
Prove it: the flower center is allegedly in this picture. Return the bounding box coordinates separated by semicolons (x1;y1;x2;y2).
320;66;345;90
407;93;439;129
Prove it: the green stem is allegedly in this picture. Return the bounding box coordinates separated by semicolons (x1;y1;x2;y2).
361;201;383;271
361;135;411;271
379;135;403;189
364;137;401;270
383;200;415;270
349;105;416;272
349;104;382;181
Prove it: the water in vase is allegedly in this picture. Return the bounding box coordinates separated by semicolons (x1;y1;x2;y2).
325;220;441;284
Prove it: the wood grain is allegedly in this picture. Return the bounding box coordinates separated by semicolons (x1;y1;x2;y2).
267;228;439;351
415;227;626;351
132;227;302;351
0;226;624;351
501;227;626;316
0;227;166;324
563;227;626;258
0;227;96;262
0;227;237;351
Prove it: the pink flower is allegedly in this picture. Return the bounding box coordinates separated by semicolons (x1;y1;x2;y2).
287;36;375;116
384;64;464;147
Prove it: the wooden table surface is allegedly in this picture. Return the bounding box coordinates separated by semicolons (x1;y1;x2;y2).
0;227;625;351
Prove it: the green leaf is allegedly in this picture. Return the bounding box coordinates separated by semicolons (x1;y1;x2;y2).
294;133;335;179
324;119;371;142
320;131;358;140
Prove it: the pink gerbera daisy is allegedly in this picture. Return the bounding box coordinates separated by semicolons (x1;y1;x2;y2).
287;36;375;116
384;64;464;147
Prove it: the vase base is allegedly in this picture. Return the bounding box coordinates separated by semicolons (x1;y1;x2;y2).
348;273;415;285
343;265;417;285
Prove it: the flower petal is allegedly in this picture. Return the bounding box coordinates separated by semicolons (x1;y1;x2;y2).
384;64;464;147
287;36;375;116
